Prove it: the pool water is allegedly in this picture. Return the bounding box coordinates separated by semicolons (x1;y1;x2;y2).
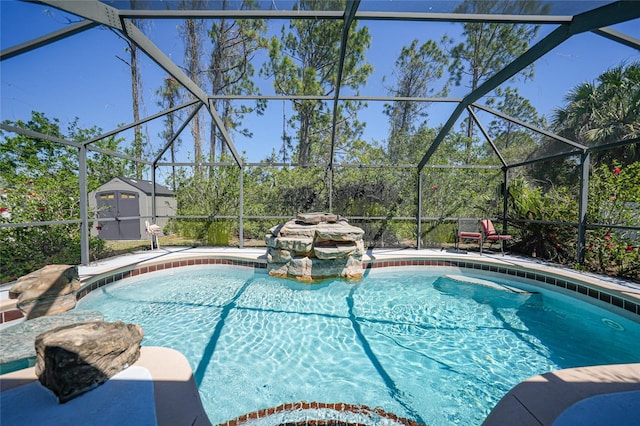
77;266;640;425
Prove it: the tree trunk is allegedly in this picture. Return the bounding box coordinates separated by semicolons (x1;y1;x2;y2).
130;30;143;179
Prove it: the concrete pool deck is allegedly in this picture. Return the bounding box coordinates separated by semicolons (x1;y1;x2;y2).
1;346;211;426
483;363;640;426
1;247;640;425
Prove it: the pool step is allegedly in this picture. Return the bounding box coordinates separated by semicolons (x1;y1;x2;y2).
443;274;535;294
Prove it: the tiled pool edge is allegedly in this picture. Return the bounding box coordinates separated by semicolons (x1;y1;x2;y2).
75;257;267;302
74;254;640;318
2;252;639;326
221;401;421;426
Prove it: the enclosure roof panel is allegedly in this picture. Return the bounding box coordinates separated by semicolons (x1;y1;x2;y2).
4;0;638;168
99;0;614;16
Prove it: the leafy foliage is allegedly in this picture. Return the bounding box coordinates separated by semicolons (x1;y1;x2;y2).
0;113;124;281
384;39;448;163
552;61;640;165
507;175;578;263
260;0;373;163
585;162;640;278
0;177;105;281
171;160;241;244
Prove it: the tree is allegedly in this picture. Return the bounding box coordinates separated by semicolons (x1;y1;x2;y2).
110;0;148;179
530;61;640;186
553;61;640;166
0;113;74;181
383;39;448;163
128;14;144;179
445;0;548;158
180;1;205;172
157;77;183;191
261;0;373;164
207;2;266;167
0;112;123;281
485;87;545;164
1;113;128;191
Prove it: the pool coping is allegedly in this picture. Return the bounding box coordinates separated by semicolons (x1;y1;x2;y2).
3;247;638;326
70;247;640;319
482;362;640;426
0;346;212;426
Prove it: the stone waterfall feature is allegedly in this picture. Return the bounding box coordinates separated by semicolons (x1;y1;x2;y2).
266;213;365;281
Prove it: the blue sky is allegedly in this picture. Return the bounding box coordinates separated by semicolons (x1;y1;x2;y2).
1;0;639;178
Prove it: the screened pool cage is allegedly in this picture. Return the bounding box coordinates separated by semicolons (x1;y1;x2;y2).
1;0;639;266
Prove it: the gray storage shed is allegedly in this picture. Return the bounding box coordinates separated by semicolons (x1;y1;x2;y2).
88;177;177;240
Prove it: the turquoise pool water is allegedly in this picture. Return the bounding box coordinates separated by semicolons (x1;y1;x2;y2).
77;265;640;425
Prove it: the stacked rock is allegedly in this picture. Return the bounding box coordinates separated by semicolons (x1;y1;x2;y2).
35;321;144;403
9;265;81;320
266;212;365;281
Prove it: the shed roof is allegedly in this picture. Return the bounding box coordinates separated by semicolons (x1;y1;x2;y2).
106;177;174;197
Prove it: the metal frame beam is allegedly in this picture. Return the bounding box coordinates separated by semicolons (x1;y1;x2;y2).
78;144;89;264
466;106;507;168
418;0;640;172
30;0;124;29
471;103;586;150
592;27;640;51
587;136;640;153
0;123;81;148
507;149;583;169
207;95;463;102
577;152;591;264
328;0;361;212
119;9;573;25
0;19;98;61
82;100;199;146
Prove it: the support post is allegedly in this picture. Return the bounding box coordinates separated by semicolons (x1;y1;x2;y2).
239;166;244;248
328;165;333;213
577;151;590;265
416;170;422;249
151;166;157;221
502;168;509;231
79;144;89;265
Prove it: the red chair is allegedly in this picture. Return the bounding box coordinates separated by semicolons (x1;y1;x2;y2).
457;218;483;253
480;219;512;254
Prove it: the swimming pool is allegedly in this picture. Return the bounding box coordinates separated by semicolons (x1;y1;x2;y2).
77;265;640;425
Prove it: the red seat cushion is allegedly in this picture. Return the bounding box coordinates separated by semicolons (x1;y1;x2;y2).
459;232;482;238
486;235;511;241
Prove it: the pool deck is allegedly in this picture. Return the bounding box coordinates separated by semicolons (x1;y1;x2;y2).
1;247;640;425
1;346;212;426
483;363;640;426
